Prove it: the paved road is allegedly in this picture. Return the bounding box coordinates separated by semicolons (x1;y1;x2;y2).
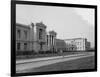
16;52;94;73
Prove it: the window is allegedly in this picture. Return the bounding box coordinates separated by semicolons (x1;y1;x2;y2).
24;30;28;39
39;29;42;39
17;43;20;50
24;43;27;50
47;35;48;45
17;29;21;38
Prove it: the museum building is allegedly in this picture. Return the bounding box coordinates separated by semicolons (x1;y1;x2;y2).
16;22;57;53
16;22;91;53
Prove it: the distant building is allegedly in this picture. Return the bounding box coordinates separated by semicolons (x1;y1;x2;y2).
86;41;91;50
55;39;67;51
64;38;91;51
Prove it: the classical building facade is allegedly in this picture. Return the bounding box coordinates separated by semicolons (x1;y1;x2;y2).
16;22;91;53
64;38;91;51
16;23;31;52
16;22;57;53
46;31;57;51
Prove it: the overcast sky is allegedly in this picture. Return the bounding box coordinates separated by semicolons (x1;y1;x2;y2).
16;4;95;47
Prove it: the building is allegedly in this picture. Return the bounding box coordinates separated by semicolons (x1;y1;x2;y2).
86;41;91;50
16;22;48;53
55;39;67;52
64;38;91;51
46;31;57;52
33;22;47;52
16;22;91;54
16;23;31;52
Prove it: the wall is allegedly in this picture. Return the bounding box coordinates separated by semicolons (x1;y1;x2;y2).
16;23;31;51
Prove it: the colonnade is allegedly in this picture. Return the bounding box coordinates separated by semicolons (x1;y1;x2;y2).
47;31;57;51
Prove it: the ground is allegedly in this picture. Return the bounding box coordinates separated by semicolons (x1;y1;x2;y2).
29;56;95;73
16;52;95;73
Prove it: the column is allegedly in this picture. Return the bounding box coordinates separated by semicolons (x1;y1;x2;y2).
52;36;53;46
48;35;50;49
50;35;52;46
53;37;55;45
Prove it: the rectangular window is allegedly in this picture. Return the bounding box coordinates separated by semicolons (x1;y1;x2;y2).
39;29;42;39
17;29;21;38
17;43;20;50
47;35;48;45
24;43;27;50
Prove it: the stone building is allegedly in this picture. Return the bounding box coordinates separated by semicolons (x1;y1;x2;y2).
16;23;31;52
16;22;48;53
64;38;91;51
33;22;47;52
16;22;91;53
46;31;57;52
55;39;67;51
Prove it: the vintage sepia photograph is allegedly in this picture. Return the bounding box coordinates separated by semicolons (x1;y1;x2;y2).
11;0;97;76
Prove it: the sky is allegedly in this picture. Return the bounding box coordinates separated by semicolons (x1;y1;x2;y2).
16;4;95;47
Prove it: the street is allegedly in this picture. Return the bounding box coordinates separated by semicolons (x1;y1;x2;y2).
16;52;95;73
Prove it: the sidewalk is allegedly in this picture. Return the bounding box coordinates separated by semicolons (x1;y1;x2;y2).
16;54;86;64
